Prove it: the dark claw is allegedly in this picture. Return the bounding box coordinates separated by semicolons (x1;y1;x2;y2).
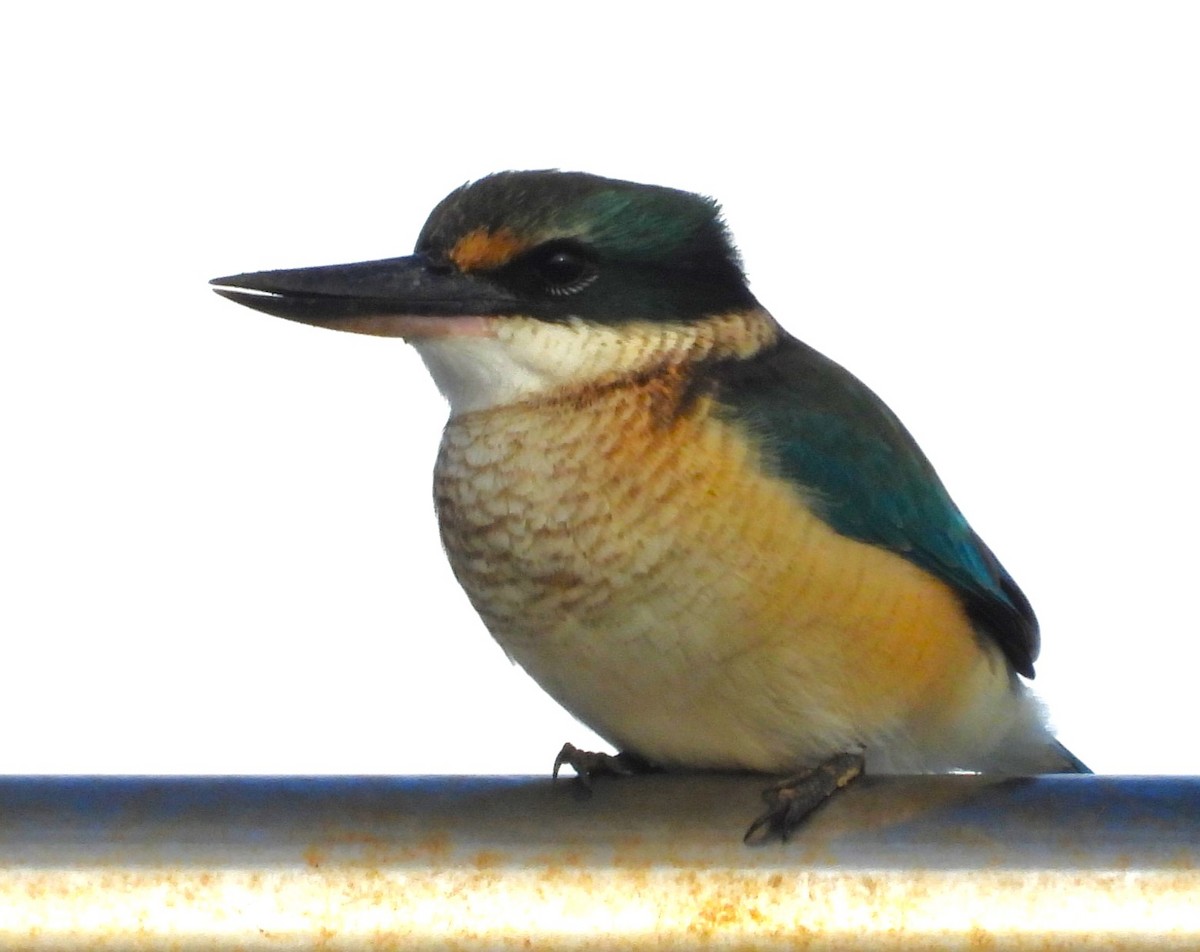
744;751;866;845
552;742;652;790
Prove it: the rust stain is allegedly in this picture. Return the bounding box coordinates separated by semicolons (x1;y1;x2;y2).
303;845;328;868
472;850;508;870
1;864;1199;948
304;828;455;869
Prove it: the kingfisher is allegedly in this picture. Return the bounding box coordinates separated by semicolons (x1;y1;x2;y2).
212;170;1087;840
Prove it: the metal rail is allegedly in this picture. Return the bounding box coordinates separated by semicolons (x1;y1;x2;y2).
0;773;1197;949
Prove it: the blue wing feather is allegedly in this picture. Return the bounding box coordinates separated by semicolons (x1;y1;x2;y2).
705;333;1039;678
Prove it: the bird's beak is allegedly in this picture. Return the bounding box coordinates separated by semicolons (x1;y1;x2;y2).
209;254;515;338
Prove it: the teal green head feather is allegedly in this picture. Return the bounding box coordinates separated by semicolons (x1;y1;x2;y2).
416;170;756;323
208;166;1080;782
419;170;745;269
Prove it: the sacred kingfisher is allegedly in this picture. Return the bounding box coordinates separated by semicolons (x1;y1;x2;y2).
212;170;1087;840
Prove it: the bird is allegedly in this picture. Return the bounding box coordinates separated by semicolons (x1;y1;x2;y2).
211;170;1088;840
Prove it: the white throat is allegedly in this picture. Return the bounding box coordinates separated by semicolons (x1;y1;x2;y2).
410;313;779;416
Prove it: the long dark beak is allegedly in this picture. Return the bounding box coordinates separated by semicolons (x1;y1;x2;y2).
210;254;516;337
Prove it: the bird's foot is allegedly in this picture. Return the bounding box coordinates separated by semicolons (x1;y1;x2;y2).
743;751;866;844
552;742;655;791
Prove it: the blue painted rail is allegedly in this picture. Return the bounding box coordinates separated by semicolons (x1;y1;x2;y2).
0;773;1197;949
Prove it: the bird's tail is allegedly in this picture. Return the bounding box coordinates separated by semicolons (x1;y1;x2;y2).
1047;740;1092;774
976;691;1092;775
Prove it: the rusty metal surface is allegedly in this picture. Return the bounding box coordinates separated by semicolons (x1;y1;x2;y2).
0;773;1197;949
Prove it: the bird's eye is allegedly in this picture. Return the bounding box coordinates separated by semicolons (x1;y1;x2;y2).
531;243;598;296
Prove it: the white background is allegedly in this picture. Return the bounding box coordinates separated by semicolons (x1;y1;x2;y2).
3;3;1196;775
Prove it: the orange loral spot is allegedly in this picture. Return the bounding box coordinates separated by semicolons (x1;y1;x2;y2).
449;227;527;271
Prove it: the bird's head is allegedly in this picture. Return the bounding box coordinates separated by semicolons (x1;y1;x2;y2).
211;171;777;414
